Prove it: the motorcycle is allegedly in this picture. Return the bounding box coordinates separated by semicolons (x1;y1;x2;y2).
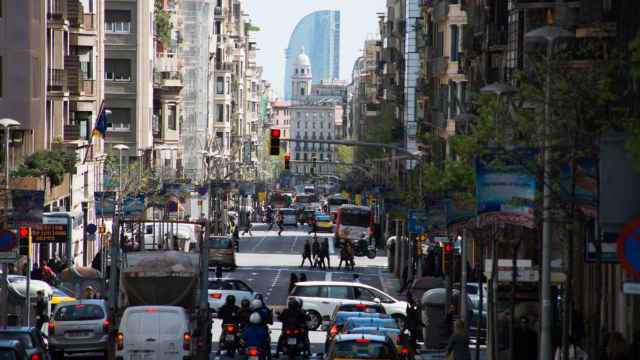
282;328;305;358
246;346;264;360
220;323;240;356
355;237;376;259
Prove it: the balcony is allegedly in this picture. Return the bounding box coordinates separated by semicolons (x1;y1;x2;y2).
154;71;183;88
214;6;224;18
432;0;449;22
82;80;95;96
64;124;85;141
48;68;68;92
67;0;84;28
48;0;68;22
83;14;96;31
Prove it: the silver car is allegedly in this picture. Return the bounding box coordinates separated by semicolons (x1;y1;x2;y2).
48;300;109;357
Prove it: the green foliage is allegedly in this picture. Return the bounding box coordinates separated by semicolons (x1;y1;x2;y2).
155;0;172;48
103;154;159;198
246;22;261;32
631;31;640;80
13;150;77;186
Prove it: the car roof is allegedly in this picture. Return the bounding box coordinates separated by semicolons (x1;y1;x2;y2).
295;280;375;289
349;327;401;333
0;339;24;348
335;334;387;342
0;327;36;333
55;299;106;307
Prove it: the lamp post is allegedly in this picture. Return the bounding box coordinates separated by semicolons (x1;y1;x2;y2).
525;24;573;360
0;118;20;327
113;144;129;199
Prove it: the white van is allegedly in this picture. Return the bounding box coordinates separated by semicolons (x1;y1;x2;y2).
116;306;192;360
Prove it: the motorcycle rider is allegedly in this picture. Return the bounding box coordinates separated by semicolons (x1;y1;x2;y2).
250;297;273;359
239;298;252;330
242;313;270;359
217;295;240;354
275;298;310;358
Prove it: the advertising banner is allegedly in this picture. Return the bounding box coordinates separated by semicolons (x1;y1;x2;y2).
475;149;537;228
560;157;597;218
95;191;116;217
444;196;475;226
123;194;145;218
11;190;44;225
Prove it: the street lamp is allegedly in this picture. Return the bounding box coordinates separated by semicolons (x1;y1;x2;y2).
525;24;573;360
113;144;129;197
0;118;20;328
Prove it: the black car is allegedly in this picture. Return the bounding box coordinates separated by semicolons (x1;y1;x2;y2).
0;339;30;360
0;327;50;360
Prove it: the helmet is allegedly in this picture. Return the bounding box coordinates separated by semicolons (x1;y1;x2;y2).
296;298;303;308
226;295;236;306
251;299;263;310
241;299;250;308
287;298;298;310
250;312;262;324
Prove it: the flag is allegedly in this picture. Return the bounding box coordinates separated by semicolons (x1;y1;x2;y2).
92;101;108;139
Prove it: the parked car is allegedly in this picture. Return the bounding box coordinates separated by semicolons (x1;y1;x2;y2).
314;212;333;232
48;300;109;358
0;327;50;360
0;340;29;360
325;334;399;360
116;306;192;360
208;278;257;312
288;281;407;330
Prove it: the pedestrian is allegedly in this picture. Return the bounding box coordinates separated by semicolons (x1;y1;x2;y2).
346;241;355;271
300;239;313;268
404;293;425;355
41;260;57;285
605;332;628;360
84;286;97;299
444;304;457;338
311;237;321;269
446;319;471;360
321;238;330;270
513;316;537;360
338;242;349;270
352;274;361;283
216;264;223;279
299;273;307;283
288;273;299;295
553;336;588;360
34;290;48;331
276;211;284;236
308;216;317;235
267;207;274;230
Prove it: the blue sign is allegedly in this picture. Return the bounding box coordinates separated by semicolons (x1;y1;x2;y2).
617;218;640;279
86;223;98;235
95;191;116;217
0;231;17;252
408;209;428;234
123;195;145;218
475;149;537;228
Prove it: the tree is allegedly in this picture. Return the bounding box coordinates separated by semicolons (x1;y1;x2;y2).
155;0;172;48
13;150;77;186
103;154;160;199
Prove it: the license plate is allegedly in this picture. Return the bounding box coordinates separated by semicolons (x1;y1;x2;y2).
131;353;153;360
67;331;92;337
225;334;235;341
287;338;297;345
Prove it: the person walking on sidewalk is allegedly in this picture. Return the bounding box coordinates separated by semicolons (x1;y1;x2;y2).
404;293;425;356
446;320;471;360
300;239;313;268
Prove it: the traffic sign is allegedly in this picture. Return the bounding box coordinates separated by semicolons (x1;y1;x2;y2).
0;230;17;252
617;218;640;279
407;209;427;234
623;282;640;295
86;223;98;235
0;250;17;262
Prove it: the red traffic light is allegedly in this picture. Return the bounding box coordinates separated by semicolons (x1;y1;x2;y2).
270;129;281;138
18;227;29;238
443;243;453;254
284;154;290;161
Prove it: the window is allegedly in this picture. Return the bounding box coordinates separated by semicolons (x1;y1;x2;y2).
216;104;224;122
295;153;300;161
354;287;378;301
300;87;305;96
292;286;320;297
215;21;221;34
107;108;131;130
451;25;459;61
232;280;251;292
328;286;352;300
105;59;131;81
301;69;304;74
168;104;177;130
54;304;105;321
215;132;223;148
216;76;224;94
105;10;131;33
295;69;298;75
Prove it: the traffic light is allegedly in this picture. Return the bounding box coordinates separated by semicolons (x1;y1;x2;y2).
284;154;290;170
441;241;454;275
270;129;281;156
18;227;31;256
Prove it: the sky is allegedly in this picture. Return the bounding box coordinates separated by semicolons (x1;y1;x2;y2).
246;0;386;98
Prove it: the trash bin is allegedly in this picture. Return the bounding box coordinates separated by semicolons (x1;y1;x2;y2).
386;236;396;271
420;288;472;350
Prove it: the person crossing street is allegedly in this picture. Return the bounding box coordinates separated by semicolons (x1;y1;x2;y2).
300;238;313;268
276;211;284;236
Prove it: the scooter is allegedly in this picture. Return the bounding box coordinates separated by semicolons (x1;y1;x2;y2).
281;328;306;359
220;323;240;356
355;236;376;259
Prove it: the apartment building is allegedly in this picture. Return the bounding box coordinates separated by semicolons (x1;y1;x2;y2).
104;0;154;164
271;99;291;153
0;0;105;266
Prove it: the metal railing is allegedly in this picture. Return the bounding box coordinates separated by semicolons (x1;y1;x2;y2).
48;0;67;20
48;68;67;92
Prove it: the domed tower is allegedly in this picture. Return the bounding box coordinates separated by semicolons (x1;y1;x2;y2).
292;47;312;100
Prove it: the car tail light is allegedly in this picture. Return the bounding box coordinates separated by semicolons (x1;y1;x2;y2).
30;354;41;360
355;303;366;310
116;332;124;350
247;347;259;357
103;319;110;333
329;325;338;336
209;293;222;299
401;347;409;355
48;322;55;336
285;328;300;336
355;338;370;344
225;324;236;333
183;332;191;351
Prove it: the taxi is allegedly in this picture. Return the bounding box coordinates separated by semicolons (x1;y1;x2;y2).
323;311;391;352
50;287;77;313
348;327;409;357
314;212;334;232
342;317;398;334
325;334;399;360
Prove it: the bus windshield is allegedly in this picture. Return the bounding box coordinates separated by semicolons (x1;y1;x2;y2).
341;210;370;227
328;197;349;206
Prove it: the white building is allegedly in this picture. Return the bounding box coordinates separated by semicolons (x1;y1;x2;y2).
288;49;342;176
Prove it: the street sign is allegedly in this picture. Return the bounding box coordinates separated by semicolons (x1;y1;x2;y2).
407;209;427;234
32;224;68;244
0;230;17;252
623;282;640;295
0;249;18;262
617;218;640;279
86;223;97;235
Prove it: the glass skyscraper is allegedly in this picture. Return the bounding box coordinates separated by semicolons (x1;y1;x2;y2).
284;10;340;100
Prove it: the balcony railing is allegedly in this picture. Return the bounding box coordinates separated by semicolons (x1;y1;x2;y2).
83;14;95;31
48;0;67;21
214;6;223;17
48;68;67;92
64;124;82;141
68;0;84;27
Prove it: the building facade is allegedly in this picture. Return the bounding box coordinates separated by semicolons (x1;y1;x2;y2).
284;10;340;100
270;99;291;153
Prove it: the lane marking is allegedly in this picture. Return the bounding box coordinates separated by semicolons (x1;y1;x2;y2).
250;235;268;252
289;236;299;253
266;268;283;302
329;237;335;255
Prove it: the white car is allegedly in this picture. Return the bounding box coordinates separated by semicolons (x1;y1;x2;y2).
288;281;407;330
278;208;299;226
208;278;257;312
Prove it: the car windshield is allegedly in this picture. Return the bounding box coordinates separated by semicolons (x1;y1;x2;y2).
208;280;234;290
54;304;105;321
0;350;17;360
341;210;370;227
334;340;392;359
209;238;232;249
0;333;33;348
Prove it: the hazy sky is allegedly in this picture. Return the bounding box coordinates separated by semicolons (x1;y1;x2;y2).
246;0;386;98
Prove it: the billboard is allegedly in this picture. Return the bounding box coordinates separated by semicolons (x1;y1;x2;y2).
95;191;116;217
123;194;145;218
475;149;537;228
